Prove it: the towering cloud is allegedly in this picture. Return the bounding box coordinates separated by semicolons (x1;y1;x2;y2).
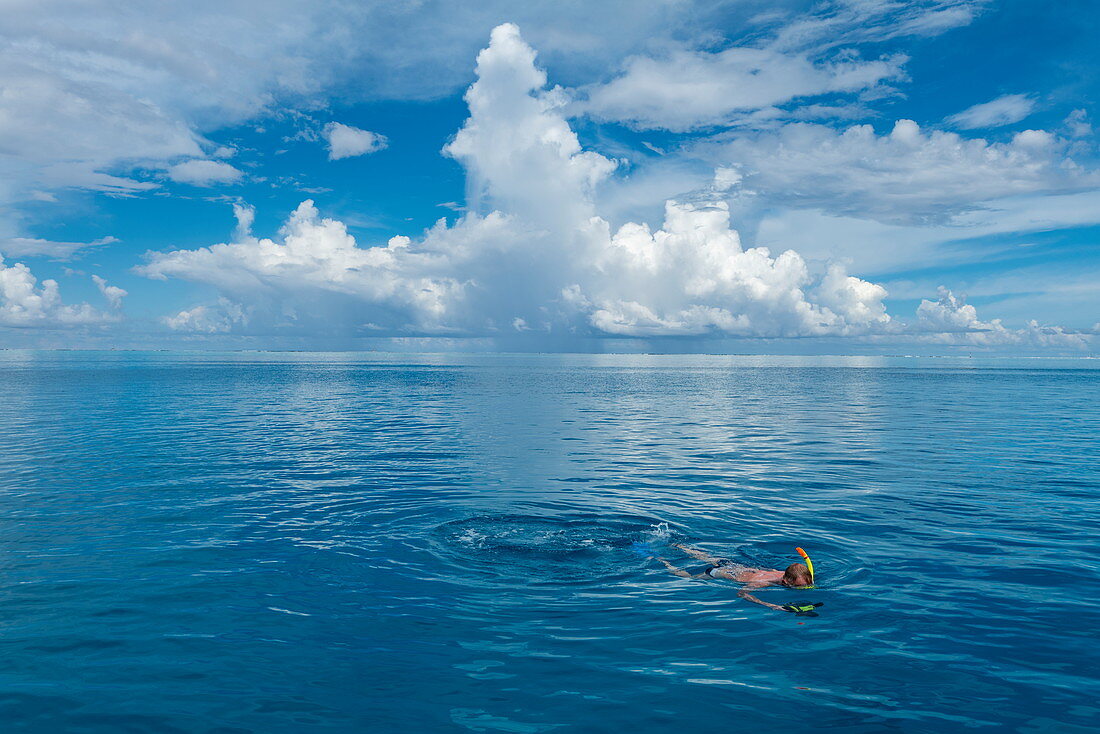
445;24;617;229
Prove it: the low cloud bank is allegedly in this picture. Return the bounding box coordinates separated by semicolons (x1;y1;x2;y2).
914;287;1088;348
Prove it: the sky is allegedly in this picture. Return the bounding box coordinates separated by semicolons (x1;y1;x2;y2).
1;0;1098;353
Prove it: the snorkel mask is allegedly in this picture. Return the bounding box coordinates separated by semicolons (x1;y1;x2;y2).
794;547;816;589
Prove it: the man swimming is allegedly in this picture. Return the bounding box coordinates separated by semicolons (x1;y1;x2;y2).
657;542;814;612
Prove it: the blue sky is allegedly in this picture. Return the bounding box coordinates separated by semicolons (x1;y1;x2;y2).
1;0;1097;352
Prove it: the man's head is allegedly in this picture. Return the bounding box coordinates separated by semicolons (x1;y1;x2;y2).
782;563;813;587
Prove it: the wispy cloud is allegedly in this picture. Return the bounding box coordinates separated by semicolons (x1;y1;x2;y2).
0;235;118;260
582;47;905;131
167;160;244;186
947;94;1036;129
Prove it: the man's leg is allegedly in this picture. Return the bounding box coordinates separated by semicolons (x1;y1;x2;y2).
672;543;722;564
658;558;706;579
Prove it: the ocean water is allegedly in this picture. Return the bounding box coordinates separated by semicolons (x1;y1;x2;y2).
0;351;1097;733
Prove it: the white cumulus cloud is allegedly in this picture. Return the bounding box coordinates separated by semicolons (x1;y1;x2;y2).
140;199;477;334
704;119;1097;225
569;201;889;337
323;123;388;160
914;287;1088;347
0;256;115;327
445;24;618;228
165;299;250;333
91;274;126;309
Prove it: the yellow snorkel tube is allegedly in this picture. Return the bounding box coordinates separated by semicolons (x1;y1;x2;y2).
795;547;815;589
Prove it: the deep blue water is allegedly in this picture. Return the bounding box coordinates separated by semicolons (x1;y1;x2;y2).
0;352;1097;733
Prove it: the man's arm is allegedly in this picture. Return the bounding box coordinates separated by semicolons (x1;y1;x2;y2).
738;584;784;611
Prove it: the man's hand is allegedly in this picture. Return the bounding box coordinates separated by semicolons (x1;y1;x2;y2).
780;602;823;616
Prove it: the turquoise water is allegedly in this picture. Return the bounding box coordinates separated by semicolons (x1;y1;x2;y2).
0;352;1097;733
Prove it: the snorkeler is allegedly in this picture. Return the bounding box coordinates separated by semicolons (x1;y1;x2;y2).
657;543;819;613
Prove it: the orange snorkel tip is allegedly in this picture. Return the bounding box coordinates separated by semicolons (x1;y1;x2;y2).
795;547;815;587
